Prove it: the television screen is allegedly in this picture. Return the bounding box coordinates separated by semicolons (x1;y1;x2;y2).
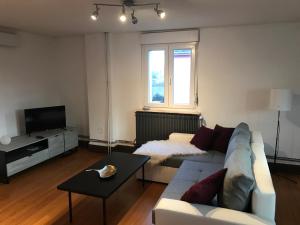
24;106;66;134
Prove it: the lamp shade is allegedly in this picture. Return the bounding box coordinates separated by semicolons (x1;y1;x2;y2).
270;89;292;111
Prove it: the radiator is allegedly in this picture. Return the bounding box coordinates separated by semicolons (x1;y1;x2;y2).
135;111;201;146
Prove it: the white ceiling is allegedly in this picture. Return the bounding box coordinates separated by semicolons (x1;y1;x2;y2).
0;0;300;36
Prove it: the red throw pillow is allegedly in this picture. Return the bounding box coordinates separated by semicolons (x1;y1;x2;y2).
190;126;214;151
211;124;234;153
181;168;227;204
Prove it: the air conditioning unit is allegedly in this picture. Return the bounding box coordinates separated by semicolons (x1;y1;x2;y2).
0;31;19;47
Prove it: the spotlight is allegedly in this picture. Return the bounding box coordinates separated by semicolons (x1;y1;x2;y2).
158;10;166;19
131;10;138;24
91;5;99;21
119;5;127;22
90;2;166;24
154;4;166;19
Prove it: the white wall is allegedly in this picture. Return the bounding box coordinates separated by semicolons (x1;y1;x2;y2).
84;33;108;141
197;23;300;159
55;36;89;136
85;32;142;144
0;32;89;137
84;23;300;161
0;32;60;137
109;32;142;142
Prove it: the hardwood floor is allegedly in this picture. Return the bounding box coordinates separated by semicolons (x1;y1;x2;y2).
0;148;299;225
272;173;300;225
0;148;165;225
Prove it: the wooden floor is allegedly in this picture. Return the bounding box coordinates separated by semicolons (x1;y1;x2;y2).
272;172;300;225
0;148;299;225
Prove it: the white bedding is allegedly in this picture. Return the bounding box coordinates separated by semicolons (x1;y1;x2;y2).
134;140;204;165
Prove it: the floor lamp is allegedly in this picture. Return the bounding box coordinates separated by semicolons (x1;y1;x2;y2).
270;89;295;183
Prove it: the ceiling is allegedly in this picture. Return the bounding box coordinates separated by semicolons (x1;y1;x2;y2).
0;0;300;36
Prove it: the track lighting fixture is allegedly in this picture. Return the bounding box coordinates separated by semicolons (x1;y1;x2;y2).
90;5;99;21
154;4;165;19
119;5;127;23
90;1;166;24
131;10;138;24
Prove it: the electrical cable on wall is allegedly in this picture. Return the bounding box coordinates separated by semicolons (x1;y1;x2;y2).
105;32;112;155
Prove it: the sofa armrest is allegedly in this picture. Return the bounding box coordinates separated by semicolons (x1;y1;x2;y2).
153;198;275;225
168;133;194;143
251;131;264;145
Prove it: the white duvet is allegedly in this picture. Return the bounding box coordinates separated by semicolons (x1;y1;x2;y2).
134;140;204;165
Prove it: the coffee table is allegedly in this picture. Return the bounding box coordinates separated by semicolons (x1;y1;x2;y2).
57;152;150;225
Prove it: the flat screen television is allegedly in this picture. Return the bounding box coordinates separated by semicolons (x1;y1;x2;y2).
24;106;66;134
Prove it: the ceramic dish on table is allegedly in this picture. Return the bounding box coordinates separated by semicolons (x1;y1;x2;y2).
85;165;117;178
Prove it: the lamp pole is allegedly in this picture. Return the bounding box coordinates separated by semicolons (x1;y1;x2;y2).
274;111;280;165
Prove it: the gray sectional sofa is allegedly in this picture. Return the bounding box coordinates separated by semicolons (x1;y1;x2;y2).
151;123;276;225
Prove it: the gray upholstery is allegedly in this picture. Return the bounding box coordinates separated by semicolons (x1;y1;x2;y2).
161;161;223;201
159;122;254;213
230;122;250;140
161;151;225;168
221;148;255;211
225;123;251;162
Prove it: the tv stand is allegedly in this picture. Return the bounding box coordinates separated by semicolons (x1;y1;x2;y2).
36;136;44;139
0;127;78;184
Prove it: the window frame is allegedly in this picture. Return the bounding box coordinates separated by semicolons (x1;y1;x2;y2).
142;44;169;108
168;43;196;109
142;43;196;109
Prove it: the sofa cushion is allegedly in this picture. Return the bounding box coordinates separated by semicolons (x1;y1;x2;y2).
161;161;223;201
154;198;276;225
225;124;251;163
211;124;234;153
190;126;214;151
220;147;255;211
230;122;250;141
181;168;227;204
169;133;195;143
174;161;224;182
161;151;225;168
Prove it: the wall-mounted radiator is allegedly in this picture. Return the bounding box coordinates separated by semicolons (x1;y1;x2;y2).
135;111;201;146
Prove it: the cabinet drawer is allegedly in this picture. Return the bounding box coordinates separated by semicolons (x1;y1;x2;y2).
7;149;49;176
48;134;64;158
64;130;78;151
48;134;64;146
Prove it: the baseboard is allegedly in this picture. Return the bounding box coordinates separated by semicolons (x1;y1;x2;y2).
268;162;300;174
266;155;300;166
87;144;108;152
267;155;300;174
89;139;135;147
78;139;89;148
78;136;136;152
87;144;136;154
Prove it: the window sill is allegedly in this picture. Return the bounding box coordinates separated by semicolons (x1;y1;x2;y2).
137;107;201;115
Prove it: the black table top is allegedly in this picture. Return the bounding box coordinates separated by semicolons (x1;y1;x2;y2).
57;152;150;199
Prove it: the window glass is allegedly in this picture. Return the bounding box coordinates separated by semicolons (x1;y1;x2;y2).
148;50;165;104
173;49;192;105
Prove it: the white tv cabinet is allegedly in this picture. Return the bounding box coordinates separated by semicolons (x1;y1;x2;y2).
0;127;78;183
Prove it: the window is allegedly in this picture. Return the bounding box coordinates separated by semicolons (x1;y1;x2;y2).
143;43;196;108
148;50;166;104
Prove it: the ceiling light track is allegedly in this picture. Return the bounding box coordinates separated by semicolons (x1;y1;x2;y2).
90;1;165;24
93;2;160;7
